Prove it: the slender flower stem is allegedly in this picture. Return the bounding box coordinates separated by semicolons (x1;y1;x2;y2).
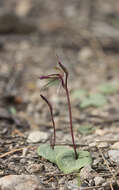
58;61;78;159
40;95;56;149
65;86;78;159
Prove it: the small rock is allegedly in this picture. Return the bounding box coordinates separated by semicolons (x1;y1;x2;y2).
20;158;26;164
27;130;48;143
93;158;102;166
80;165;93;180
78;47;94;62
0;175;43;190
66;180;78;190
89;142;96;148
22;147;28;157
81;182;88;187
58;177;65;185
89;179;95;186
59;186;66;190
98;142;108;148
95;129;106;136
111;142;119;149
94;176;105;186
26;163;44;173
15;0;32;17
108;150;119;163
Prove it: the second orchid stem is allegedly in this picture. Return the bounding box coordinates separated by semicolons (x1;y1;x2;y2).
40;94;56;149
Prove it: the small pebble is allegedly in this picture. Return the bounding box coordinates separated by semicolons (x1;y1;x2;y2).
93;158;102;166
20;158;26;164
89;142;96;148
89;179;95;186
59;186;67;190
66;179;78;190
80;165;93;180
78;47;93;62
108;150;119;163
66;182;78;190
27;130;48;143
26;163;44;173
0;175;42;190
98;142;108;148
111;142;119;149
58;178;65;185
94;176;105;186
81;182;88;187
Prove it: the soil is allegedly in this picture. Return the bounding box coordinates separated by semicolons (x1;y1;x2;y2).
0;0;119;189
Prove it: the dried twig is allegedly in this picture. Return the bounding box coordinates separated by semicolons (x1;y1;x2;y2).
97;144;119;187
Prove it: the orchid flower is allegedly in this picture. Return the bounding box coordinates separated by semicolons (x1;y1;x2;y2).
40;61;78;159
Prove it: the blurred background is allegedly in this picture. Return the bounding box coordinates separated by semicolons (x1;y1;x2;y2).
0;0;119;121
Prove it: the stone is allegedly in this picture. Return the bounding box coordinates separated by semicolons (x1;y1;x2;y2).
108;150;119;163
111;142;119;149
0;175;43;190
27;131;48;143
26;163;44;173
98;142;109;148
94;176;105;186
80;165;93;180
89;142;96;148
78;47;93;62
93;158;102;166
66;180;78;190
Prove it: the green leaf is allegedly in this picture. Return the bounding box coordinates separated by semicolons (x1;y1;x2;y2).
98;83;117;95
80;93;108;108
78;125;95;135
37;144;56;163
38;145;92;174
71;89;87;100
9;106;17;115
56;149;92;174
77;174;81;187
37;144;71;164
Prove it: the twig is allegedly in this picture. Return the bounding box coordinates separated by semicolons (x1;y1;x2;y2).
110;183;114;190
0;148;24;158
96;144;119;187
0;145;33;158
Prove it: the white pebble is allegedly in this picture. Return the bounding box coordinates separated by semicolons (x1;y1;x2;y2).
94;176;105;186
27;131;48;143
108;150;119;163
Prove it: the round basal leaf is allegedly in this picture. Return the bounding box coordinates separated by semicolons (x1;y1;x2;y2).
56;149;92;174
71;89;87;100
37;145;71;164
37;144;56;163
55;146;71;155
78;125;95;135
80;93;107;108
98;83;117;95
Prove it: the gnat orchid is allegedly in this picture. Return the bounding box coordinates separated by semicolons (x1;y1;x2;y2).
40;61;78;159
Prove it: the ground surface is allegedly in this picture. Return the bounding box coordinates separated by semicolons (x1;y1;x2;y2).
0;0;119;190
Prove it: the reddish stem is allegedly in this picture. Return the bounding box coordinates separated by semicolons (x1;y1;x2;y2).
65;86;78;159
58;61;78;159
40;94;56;149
